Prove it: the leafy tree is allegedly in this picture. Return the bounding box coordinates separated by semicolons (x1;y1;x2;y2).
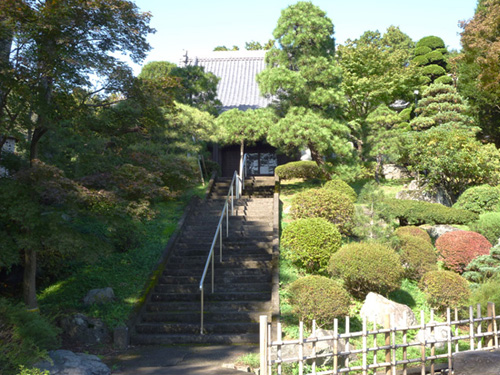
245;40;274;50
138;61;176;80
257;2;349;172
213;45;239;51
458;0;500;146
410;83;474;131
413;36;451;86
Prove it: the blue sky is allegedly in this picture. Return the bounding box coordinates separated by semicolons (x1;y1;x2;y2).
129;0;477;75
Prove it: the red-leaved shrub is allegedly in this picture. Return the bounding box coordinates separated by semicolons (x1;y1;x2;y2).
436;231;492;273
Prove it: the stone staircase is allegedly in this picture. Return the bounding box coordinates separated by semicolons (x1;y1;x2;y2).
131;176;276;345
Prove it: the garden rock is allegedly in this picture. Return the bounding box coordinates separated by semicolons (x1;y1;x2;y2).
416;323;452;349
424;224;461;241
453;349;500;375
360;292;417;328
83;287;115;305
382;164;410;180
60;313;111;347
35;350;110;375
396;180;452;207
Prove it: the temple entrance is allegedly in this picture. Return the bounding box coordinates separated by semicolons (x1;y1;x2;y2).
245;152;278;176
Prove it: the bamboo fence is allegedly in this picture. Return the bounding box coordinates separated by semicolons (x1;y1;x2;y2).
260;302;500;375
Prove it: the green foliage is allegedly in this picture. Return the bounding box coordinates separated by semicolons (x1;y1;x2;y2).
469;212;500;246
323;179;357;203
463;244;500;283
420;270;471;310
453;184;500;214
328;242;404;298
469;274;500;313
281;218;342;274
275;161;323;181
112;164;170;201
17;367;50;375
0;299;60;374
436;230;492;273
291;188;355;235
400;125;500;201
288;275;351;326
397;235;438;280
416;36;446;51
385;199;479;226
394;226;432;243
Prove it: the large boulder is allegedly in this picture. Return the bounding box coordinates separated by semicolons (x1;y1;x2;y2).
453;349;500;375
423;224;461;241
416;323;452;349
36;350;110;375
360;292;417;328
382;164;411;180
396;180;452;207
83;287;115;305
60;313;111;347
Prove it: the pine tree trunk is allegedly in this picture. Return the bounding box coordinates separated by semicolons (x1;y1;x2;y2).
23;248;38;310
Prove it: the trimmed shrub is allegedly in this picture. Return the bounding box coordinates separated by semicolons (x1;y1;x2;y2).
469;212;500;246
420;270;470;310
291;188;354;235
469;274;500;314
328;242;404;298
323;179;357;203
288;275;351;326
394;225;432;243
0;298;60;373
417;36;446;50
453;184;500;214
385;199;478;226
436;230;492;273
281;218;342;274
274;161;323;180
434;75;453;85
397;235;438;280
463;244;500;283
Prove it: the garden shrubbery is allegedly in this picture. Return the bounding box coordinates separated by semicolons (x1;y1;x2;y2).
419;270;470;310
469;212;500;246
323;179;357;203
385;199;478;226
463;244;500;283
394;225;432;243
397;235;437;280
436;230;492;273
291;188;354;235
0;298;60;374
281;218;342;274
328;242;404;298
275;161;323;180
452;184;500;214
288;275;351;326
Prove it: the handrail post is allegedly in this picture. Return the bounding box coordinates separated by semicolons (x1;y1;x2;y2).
200;287;204;334
220;218;223;262
211;248;214;293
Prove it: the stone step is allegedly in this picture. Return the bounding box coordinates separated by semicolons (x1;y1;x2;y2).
135;322;259;335
141;310;270;324
159;274;272;285
168;254;272;264
131;333;259;345
151;291;271;303
155;282;272;294
146;300;272;313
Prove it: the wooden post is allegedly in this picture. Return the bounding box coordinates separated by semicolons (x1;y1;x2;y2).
455;308;459;353
477;304;482;349
469;305;475;350
420;310;425;375
312;320;317;375
260;315;268;375
403;311;408;375
333;319;339;375
447;308;452;372
430;309;435;375
277;322;282;375
345;316;350;369
391;314;396;375
487;302;495;348
385;314;391;375
363;316;368;375
299;321;304;375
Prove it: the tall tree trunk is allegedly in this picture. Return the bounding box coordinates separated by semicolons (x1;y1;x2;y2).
309;144;332;179
0;16;13;164
23;248;38;310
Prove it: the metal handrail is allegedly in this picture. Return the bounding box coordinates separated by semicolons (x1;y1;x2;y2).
199;170;239;334
238;153;247;197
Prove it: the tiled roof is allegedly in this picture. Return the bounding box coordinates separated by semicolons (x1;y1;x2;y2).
179;50;273;112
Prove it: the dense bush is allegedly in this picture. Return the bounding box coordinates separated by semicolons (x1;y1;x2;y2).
385;199;478;226
288;275;351;326
436;231;492;273
291;188;354;235
328;242;404;298
111;164;170;201
453;184;500;214
275;161;323;180
0;298;60;374
394;225;432;243
469;212;500;245
323;179;357;203
469;274;500;314
420;270;471;310
463;244;500;283
281;218;342;274
397;235;438;280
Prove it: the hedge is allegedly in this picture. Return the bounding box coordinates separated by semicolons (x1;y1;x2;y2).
275;161;323;180
397;234;438;280
323;179;357;203
420;270;470;310
453;184;500;214
394;225;432;243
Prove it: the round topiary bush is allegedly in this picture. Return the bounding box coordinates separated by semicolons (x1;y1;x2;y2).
394;225;432;243
274;161;323;180
291;188;355;235
328;242;404;298
452;184;500;214
397;235;438;280
288;275;351;326
323;179;357;203
420;270;471;310
436;230;492;273
469;212;500;247
281;218;342;274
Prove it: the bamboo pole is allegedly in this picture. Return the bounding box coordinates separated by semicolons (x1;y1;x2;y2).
373;319;378;367
403;311;408;375
469;305;475;350
385;314;391;375
477;304;482;349
487;302;494;348
312;320;317;374
299;321;304;375
420;310;425;375
447;308;452;371
345;316;350;369
333;319;339;375
363;316;368;375
430;309;435;375
455;308;459;353
268;321;272;375
391;314;396;375
278;322;282;375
